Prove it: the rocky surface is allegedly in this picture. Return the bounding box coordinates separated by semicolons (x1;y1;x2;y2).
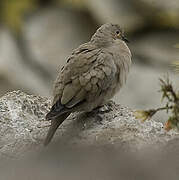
0;91;179;160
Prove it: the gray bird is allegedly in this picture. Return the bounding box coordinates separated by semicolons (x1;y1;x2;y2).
44;23;132;146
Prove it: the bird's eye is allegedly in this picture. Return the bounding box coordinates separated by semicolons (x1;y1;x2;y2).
116;31;120;34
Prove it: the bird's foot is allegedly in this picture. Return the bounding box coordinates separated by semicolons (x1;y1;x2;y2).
85;102;113;124
94;103;113;114
86;104;112;116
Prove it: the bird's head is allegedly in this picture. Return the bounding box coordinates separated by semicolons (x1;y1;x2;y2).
91;23;129;46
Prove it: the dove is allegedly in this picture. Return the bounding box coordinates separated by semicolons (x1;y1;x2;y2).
44;23;132;146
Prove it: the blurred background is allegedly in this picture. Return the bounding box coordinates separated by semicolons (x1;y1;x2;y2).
1;143;179;180
0;0;179;122
0;1;179;179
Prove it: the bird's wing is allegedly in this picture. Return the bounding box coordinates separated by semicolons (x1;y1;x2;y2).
52;43;100;104
46;44;117;120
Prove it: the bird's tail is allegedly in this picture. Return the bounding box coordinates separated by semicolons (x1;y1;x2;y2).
44;112;70;146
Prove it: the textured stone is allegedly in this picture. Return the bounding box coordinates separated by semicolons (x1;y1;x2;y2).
0;91;179;160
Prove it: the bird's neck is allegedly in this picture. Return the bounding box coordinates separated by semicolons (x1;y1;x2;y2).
90;34;114;47
113;39;131;56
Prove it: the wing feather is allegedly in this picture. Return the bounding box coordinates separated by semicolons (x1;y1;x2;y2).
49;46;117;116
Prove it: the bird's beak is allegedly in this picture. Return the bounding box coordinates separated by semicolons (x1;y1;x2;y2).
122;35;129;43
